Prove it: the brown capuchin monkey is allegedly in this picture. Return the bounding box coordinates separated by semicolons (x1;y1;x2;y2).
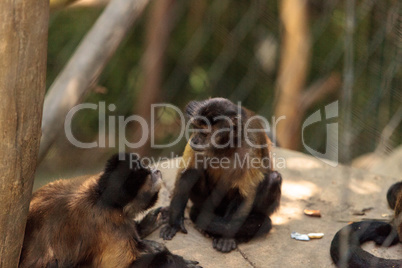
160;98;282;253
19;153;200;268
330;181;402;267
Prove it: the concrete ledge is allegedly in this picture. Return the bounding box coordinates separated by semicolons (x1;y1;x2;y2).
147;148;402;268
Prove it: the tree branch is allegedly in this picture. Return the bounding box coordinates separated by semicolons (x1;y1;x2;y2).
38;0;150;163
274;0;311;150
300;72;341;113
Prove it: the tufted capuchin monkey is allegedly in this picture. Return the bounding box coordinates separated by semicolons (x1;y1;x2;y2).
330;181;402;267
19;153;200;268
160;98;282;253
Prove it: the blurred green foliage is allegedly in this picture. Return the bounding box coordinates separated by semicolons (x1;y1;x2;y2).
46;0;401;160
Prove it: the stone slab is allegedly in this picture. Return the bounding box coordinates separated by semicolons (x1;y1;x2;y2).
147;148;402;268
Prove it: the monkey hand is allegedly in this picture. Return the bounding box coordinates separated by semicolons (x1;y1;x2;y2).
170;254;202;268
148;206;169;225
160;218;187;240
212;238;237;253
159;206;170;223
183;258;202;268
160;253;202;268
136;207;170;238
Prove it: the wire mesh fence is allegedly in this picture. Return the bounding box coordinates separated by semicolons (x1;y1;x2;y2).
42;0;400;180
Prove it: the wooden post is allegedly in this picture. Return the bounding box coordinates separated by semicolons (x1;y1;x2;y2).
275;0;311;149
134;0;176;156
0;0;49;267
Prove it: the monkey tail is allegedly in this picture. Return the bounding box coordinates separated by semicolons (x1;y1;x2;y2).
330;221;401;268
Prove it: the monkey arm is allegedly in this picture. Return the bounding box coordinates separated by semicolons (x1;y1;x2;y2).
191;201;271;253
253;171;282;215
136;207;169;238
170;169;202;227
192;198;257;238
160;169;201;240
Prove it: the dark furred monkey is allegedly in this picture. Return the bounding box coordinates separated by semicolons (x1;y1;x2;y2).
330;181;402;267
20;153;200;268
160;98;282;252
390;182;402;241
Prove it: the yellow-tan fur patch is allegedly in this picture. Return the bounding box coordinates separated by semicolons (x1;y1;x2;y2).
179;141;267;197
232;168;265;197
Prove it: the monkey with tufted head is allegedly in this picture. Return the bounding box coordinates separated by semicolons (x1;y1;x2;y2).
160;98;282;253
20;153;200;268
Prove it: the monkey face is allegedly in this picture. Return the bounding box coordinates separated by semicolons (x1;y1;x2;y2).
189;120;236;152
130;167;162;212
186;98;244;153
99;153;162;216
188;124;210;152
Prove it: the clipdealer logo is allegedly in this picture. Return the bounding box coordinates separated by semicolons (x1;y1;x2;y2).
302;101;339;167
64;101;339;166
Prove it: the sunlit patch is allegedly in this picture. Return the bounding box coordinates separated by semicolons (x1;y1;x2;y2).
271;204;304;225
286;157;323;170
271;214;288;225
282;181;318;200
349;179;381;195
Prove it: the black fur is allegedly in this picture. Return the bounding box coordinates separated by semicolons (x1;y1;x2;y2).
188;172;281;243
132;251;197;268
330;181;402;268
330;221;400;268
98;153;149;208
133;240;200;268
186;98;246;122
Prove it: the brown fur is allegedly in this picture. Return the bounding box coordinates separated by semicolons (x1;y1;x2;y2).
21;154;201;268
20;174;142;268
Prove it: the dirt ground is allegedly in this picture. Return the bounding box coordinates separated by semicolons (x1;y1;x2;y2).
146;148;402;268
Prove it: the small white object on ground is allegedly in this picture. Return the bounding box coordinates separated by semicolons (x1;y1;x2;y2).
291;232;324;241
291;232;310;241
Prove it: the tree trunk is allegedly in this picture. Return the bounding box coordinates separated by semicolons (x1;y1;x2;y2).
274;0;311;149
0;1;49;267
133;0;176;156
